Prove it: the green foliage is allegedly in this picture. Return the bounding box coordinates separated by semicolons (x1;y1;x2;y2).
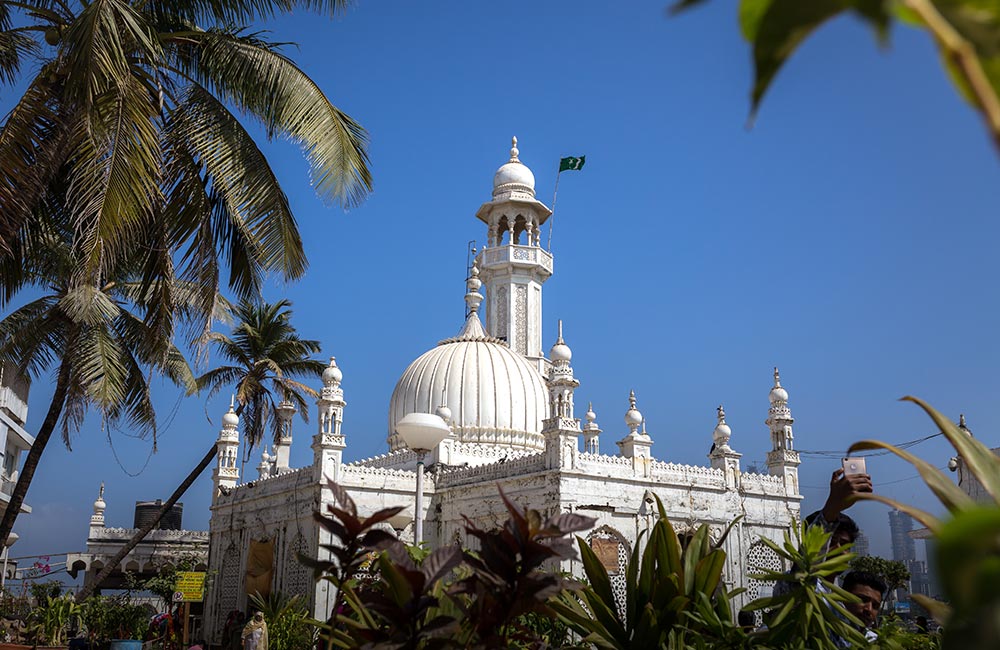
31;595;80;646
249;592;316;650
673;0;1000;151
29;580;62;605
197;298;325;450
550;496;737;649
870;617;941;650
82;596;150;642
850;555;911;592
304;481;594;650
744;522;868;650
140;554;206;604
845;397;1000;649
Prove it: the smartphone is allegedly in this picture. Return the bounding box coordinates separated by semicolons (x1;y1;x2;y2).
842;457;867;476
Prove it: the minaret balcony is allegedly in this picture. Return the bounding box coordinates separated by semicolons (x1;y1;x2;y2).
478;245;553;275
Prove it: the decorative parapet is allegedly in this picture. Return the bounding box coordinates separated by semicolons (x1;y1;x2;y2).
739;472;787;495
214;465;315;506
578;452;632;469
340;464;420;481
436;453;547;488
453;441;538;461
479;245;553;274
649;460;726;488
353;449;418;468
89;527;209;542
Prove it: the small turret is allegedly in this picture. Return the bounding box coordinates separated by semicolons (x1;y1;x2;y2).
213;399;241;498
582;402;602;454
313;357;347;483
765;367;800;495
617;391;653;476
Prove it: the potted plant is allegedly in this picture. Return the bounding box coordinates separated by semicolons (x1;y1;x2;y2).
29;595;79;650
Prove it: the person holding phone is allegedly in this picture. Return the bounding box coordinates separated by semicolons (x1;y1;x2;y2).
804;460;873;551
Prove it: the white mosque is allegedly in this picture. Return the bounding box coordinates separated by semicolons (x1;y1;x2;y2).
202;139;804;640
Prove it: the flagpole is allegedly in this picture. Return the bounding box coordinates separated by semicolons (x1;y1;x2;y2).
548;168;561;251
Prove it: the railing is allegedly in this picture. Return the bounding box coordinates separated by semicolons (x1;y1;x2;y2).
478;245;553;274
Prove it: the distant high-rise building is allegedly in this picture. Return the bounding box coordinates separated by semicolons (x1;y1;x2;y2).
889;510;916;562
853;530;870;557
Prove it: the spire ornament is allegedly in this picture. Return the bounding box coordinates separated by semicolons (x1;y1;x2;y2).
712;404;732;450
509;136;519;162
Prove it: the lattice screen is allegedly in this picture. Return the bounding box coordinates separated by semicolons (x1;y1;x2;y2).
745;540;783;626
587;527;630;616
284;533;310;597
219;543;241;617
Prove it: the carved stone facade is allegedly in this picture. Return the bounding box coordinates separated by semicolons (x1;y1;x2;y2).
203;139;804;642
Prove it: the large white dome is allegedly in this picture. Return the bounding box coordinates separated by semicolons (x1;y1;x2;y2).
387;312;549;453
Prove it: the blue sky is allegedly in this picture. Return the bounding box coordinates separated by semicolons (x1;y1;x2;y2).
6;1;1000;572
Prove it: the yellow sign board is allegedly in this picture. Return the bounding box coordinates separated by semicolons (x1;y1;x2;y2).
173;571;206;603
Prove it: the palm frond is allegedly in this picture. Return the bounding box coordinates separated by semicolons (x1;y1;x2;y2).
0;29;39;86
170;29;371;208
168;82;305;290
0;71;70;255
0;295;66;379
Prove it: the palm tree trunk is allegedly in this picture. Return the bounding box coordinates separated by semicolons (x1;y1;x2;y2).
74;442;217;602
0;360;71;548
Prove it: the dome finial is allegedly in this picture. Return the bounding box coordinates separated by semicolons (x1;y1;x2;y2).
510;136;519;162
465;262;483;314
769;367;789;404
624;390;643;433
713;404;732;449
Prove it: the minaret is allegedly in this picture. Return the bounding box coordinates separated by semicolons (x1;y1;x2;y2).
582;403;601;454
213;399;240;498
709;405;742;487
765;368;800;495
475;137;554;375
313;357;347;483
257;445;274;480
273;398;295;474
90;483;106;533
542;320;581;469
617;391;653;476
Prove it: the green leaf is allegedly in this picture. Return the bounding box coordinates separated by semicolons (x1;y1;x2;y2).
902;396;1000;505
743;0;849;111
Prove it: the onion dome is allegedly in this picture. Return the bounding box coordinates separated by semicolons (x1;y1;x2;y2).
388;265;549;452
769;367;788;403
585;402;597;427
549;320;572;363
492;136;536;198
713;405;732;447
323;357;343;386
435;404;453;426
624;390;643;430
222;399;239;428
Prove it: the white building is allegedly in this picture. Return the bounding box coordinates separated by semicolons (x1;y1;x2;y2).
66;486;209;591
0;362;35;581
203;139;804;640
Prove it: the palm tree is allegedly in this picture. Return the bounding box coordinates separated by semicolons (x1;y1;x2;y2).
0;212;196;553
75;298;324;601
1;0;371;334
0;0;371;582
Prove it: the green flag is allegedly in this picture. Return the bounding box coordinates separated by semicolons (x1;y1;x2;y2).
559;155;586;172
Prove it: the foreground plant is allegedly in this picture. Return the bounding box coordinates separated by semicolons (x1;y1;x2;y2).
745;523;868;650
306;481;594;650
551;495;737;650
848;396;1000;649
673;0;1000;154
